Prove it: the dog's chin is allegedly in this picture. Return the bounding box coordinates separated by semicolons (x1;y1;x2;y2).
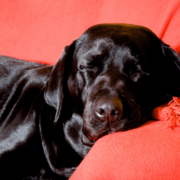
81;132;95;147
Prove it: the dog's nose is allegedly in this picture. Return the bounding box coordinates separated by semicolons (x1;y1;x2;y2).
95;97;123;122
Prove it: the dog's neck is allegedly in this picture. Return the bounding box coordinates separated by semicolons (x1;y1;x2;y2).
63;113;91;158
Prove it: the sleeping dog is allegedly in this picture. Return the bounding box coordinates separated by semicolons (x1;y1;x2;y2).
0;23;180;180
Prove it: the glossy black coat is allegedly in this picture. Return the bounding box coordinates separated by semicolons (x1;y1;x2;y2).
0;24;180;179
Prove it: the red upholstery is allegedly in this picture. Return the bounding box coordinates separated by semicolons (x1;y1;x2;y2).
70;121;180;180
0;0;180;64
0;1;180;179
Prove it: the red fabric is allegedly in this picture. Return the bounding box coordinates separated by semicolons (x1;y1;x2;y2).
152;97;180;128
70;121;180;180
0;0;180;64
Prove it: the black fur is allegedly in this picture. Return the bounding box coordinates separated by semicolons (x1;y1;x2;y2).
0;24;180;179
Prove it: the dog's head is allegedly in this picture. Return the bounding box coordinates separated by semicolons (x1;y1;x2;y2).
44;24;180;146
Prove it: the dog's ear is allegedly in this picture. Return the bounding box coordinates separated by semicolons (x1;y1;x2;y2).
160;43;180;96
40;42;79;178
161;43;180;70
44;43;75;124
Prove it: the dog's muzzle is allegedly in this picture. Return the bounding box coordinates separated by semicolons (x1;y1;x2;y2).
95;96;123;123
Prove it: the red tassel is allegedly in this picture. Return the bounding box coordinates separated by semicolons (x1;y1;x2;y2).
152;97;180;128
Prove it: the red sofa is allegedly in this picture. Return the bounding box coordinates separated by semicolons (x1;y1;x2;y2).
0;0;180;179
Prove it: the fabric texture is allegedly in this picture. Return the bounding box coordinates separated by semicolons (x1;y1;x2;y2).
70;120;180;180
152;97;180;128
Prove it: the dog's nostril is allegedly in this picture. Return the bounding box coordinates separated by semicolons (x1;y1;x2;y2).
95;97;123;121
111;109;121;116
97;109;105;115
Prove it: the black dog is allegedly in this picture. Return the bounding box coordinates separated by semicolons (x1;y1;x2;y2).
0;23;180;180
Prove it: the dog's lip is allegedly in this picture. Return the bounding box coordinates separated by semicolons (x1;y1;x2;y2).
86;128;117;141
83;111;143;141
86;129;118;141
86;132;99;141
81;132;95;146
83;122;122;141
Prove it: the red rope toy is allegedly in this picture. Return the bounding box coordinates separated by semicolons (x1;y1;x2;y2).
152;97;180;128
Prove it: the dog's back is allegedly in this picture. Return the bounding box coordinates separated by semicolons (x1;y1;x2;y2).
0;55;53;124
0;55;53;179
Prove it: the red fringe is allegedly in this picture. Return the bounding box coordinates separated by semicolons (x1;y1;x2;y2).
152;97;180;128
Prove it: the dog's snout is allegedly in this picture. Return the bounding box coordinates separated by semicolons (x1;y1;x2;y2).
95;97;123;122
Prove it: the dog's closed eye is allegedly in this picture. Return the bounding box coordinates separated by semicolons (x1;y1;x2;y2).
79;65;98;74
79;65;94;70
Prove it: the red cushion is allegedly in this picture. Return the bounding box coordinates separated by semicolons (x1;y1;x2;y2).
70;121;180;180
0;0;180;64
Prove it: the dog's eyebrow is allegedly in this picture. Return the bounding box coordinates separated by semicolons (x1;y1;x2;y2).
79;53;105;66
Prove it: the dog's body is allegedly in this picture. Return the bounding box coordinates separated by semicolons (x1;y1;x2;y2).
0;23;180;179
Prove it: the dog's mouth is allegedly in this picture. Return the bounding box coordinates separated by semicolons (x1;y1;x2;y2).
81;90;151;146
82;109;148;146
81;131;96;146
81;125;127;147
